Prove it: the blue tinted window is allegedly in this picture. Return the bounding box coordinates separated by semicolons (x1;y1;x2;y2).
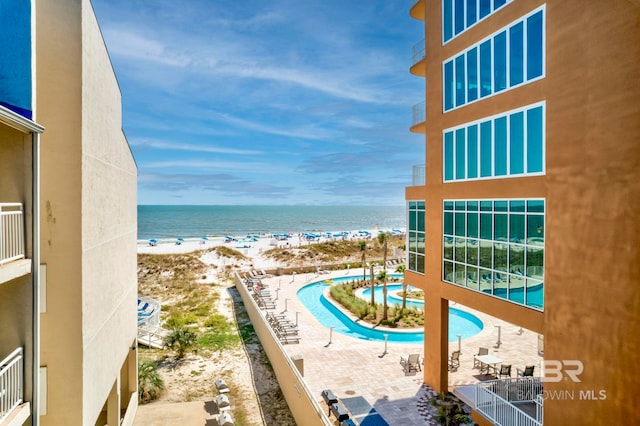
444;61;454;111
444;131;454;181
527;106;544;172
527;10;544;79
494;0;507;9
479;0;491;18
494;31;507;93
454;0;465;34
444;0;453;42
494;117;507;176
480;121;492;177
510;112;524;174
455;55;466;107
467;48;478;102
466;0;477;27
479;40;492;97
467;125;478;179
509;22;524;86
456;128;466;180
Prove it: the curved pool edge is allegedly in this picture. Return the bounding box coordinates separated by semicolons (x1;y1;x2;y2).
296;276;485;343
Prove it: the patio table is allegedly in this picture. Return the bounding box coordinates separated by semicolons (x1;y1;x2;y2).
475;354;503;375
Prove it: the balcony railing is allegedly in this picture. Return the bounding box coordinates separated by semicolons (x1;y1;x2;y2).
0;347;24;424
476;378;543;426
0;203;25;266
412;39;425;66
412;164;425;186
412;101;426;126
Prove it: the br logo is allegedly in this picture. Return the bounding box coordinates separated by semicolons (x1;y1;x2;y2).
541;360;583;382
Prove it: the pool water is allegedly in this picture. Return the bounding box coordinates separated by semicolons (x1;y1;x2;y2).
296;277;483;343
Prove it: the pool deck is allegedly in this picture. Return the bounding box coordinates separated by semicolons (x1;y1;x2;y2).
253;269;543;426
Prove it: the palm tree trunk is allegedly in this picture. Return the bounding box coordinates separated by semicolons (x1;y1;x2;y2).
401;281;407;311
382;239;388;321
370;263;375;307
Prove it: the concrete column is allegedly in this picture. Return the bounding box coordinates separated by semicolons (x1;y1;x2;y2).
107;376;120;426
423;296;449;392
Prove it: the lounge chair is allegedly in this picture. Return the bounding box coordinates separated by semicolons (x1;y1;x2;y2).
498;364;512;378
216;393;231;410
218;412;233;426
214;378;230;393
473;347;489;368
517;365;535;377
400;353;422;372
448;350;460;370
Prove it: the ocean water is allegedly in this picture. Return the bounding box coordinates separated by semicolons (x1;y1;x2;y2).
138;205;406;241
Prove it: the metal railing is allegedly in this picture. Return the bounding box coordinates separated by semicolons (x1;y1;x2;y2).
412;101;426;126
0;203;25;265
476;378;543;426
412;39;425;66
412;164;425;186
0;347;24;424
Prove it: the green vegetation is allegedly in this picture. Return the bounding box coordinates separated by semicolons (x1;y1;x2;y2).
263;235;404;266
138;360;165;403
163;326;198;359
329;280;424;327
429;392;472;425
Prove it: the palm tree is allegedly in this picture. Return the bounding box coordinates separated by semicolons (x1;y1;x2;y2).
138;360;164;403
378;232;389;320
357;241;367;284
163;326;197;359
396;264;408;310
369;262;375;307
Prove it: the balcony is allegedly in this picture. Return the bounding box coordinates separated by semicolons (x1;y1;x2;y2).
475;378;543;426
410;39;426;76
409;0;425;21
410;101;426;133
0;347;26;425
412;164;425;186
0;204;24;266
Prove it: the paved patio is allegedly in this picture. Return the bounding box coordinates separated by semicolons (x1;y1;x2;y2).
252;269;543;425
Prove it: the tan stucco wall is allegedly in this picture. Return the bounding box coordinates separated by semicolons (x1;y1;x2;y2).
80;2;138;422
36;0;138;424
411;0;640;423
0;119;37;418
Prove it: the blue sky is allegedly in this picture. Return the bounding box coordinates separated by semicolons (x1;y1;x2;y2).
92;0;424;205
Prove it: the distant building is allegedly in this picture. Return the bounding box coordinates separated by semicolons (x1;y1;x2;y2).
406;0;639;424
0;0;138;425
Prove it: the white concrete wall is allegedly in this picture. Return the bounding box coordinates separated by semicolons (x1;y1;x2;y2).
80;1;138;424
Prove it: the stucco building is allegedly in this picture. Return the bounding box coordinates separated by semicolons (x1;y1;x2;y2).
406;0;640;424
1;1;138;425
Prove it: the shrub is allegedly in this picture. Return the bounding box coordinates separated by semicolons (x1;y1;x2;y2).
163;326;198;358
138;360;164;403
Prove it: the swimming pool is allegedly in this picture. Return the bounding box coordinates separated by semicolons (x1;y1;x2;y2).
296;277;483;343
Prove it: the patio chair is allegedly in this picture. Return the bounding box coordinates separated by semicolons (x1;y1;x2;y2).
473;347;489;368
448;350;460;370
400;353;422;372
517;365;535;377
498;364;511;378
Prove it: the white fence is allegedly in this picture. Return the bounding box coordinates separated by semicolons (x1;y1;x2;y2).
476;378;543;426
0;347;24;424
0;203;25;265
